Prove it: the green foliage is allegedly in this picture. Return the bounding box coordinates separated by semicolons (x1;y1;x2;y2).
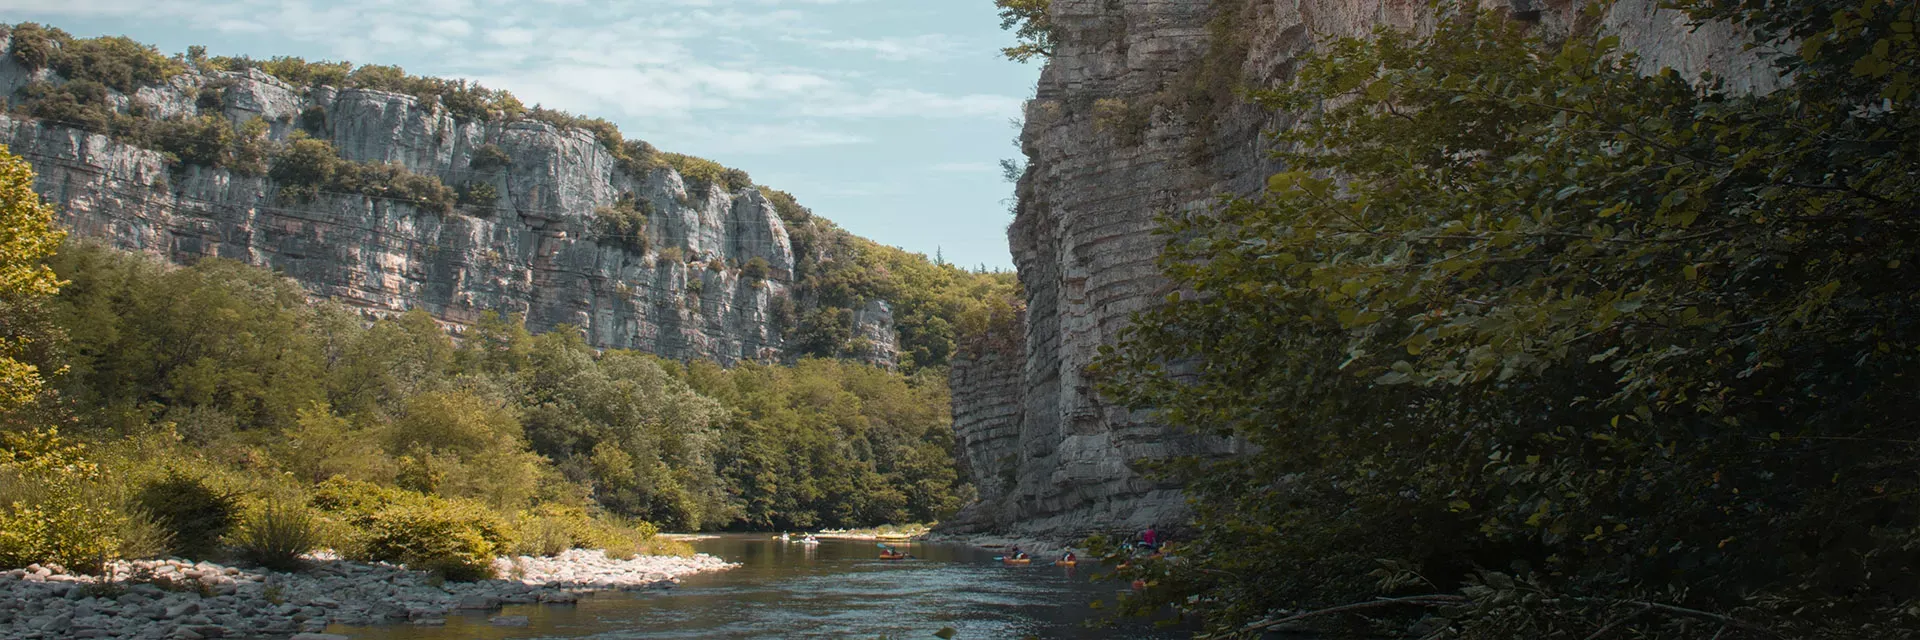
255;56;351;88
591;193;652;253
741;256;771;281
48;245;325;434
47;34;182;93
4;24;181;92
270;134;454;214
993;0;1054;62
6;23;59;70
231;500;321;572
456;181;499;210
781;214;1019;370
662;153;751;196
134;471;238;559
0;429;124;574
468;144;511;172
1096;1;1920;637
0;146;66;411
316;482;512;581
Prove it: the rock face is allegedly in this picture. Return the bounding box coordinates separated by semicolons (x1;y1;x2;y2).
949;0;1780;537
0;38;897;366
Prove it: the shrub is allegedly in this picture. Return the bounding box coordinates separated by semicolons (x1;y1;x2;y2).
151;115;235;169
297;105;327;134
0;429;125;574
257;56;350;88
115;508;175;561
51;34;183;93
468;144;511;171
662;153;747;196
356;498;511;581
592;193;651;253
134;471;238;559
741;256;771;281
232;501;321;572
270;134;339;199
457;181;499;210
8;23;60;70
656;246;685;266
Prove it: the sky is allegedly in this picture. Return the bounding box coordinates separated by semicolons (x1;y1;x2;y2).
0;0;1039;270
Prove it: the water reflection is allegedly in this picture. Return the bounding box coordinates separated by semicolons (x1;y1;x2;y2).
333;533;1189;639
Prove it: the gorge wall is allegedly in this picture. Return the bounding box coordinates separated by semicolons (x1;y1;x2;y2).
947;0;1781;537
0;31;897;367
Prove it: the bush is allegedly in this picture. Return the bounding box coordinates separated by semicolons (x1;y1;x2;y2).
50;34;183;93
232;501;321;572
0;429;125;574
297;105;326;134
134;471;238;559
356;498;511;581
741;257;771;281
591;193;651;253
457;181;499;210
468;144;511;171
151;115;235;169
8;23;60;70
270;135;455;214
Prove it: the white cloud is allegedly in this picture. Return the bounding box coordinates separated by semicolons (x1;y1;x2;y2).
798;89;1022;119
803;34;964;61
931;161;998;173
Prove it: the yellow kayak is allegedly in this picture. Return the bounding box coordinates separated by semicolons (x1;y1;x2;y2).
1003;558;1032;565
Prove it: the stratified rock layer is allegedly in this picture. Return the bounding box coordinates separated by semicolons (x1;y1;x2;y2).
949;0;1780;538
0;37;897;366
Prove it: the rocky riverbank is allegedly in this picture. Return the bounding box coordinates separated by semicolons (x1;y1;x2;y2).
0;550;734;639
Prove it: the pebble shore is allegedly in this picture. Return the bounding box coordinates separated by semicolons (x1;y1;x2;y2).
0;549;735;639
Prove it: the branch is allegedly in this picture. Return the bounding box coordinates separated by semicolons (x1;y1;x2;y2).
1239;594;1468;634
1633;601;1781;638
1582;604;1653;640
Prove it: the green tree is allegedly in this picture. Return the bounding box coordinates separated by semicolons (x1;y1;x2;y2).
1096;1;1920;637
993;0;1054;62
0;146;66;410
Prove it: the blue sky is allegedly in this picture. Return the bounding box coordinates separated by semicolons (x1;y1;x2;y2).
1;0;1038;270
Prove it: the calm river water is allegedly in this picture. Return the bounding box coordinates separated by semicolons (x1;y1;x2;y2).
333;533;1190;639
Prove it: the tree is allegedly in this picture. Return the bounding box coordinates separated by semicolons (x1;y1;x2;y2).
0;146;66;410
1095;1;1920;637
993;0;1054;62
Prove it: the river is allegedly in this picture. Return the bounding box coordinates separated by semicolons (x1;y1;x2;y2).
332;533;1191;639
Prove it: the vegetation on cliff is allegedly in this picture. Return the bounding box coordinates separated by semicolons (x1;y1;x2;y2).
1096;1;1920;637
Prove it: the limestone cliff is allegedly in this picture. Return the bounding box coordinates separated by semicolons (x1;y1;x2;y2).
949;0;1780;537
0;32;898;366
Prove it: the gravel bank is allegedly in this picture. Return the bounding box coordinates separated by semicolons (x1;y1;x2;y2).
0;550;734;639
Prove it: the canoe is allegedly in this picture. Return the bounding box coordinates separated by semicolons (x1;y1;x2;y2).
879;552;909;560
1003;558;1032;565
1055;560;1078;567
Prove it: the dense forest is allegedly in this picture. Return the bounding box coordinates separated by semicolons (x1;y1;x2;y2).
1080;0;1920;638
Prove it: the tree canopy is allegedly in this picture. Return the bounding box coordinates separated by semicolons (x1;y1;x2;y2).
0;145;66;410
1094;0;1920;637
